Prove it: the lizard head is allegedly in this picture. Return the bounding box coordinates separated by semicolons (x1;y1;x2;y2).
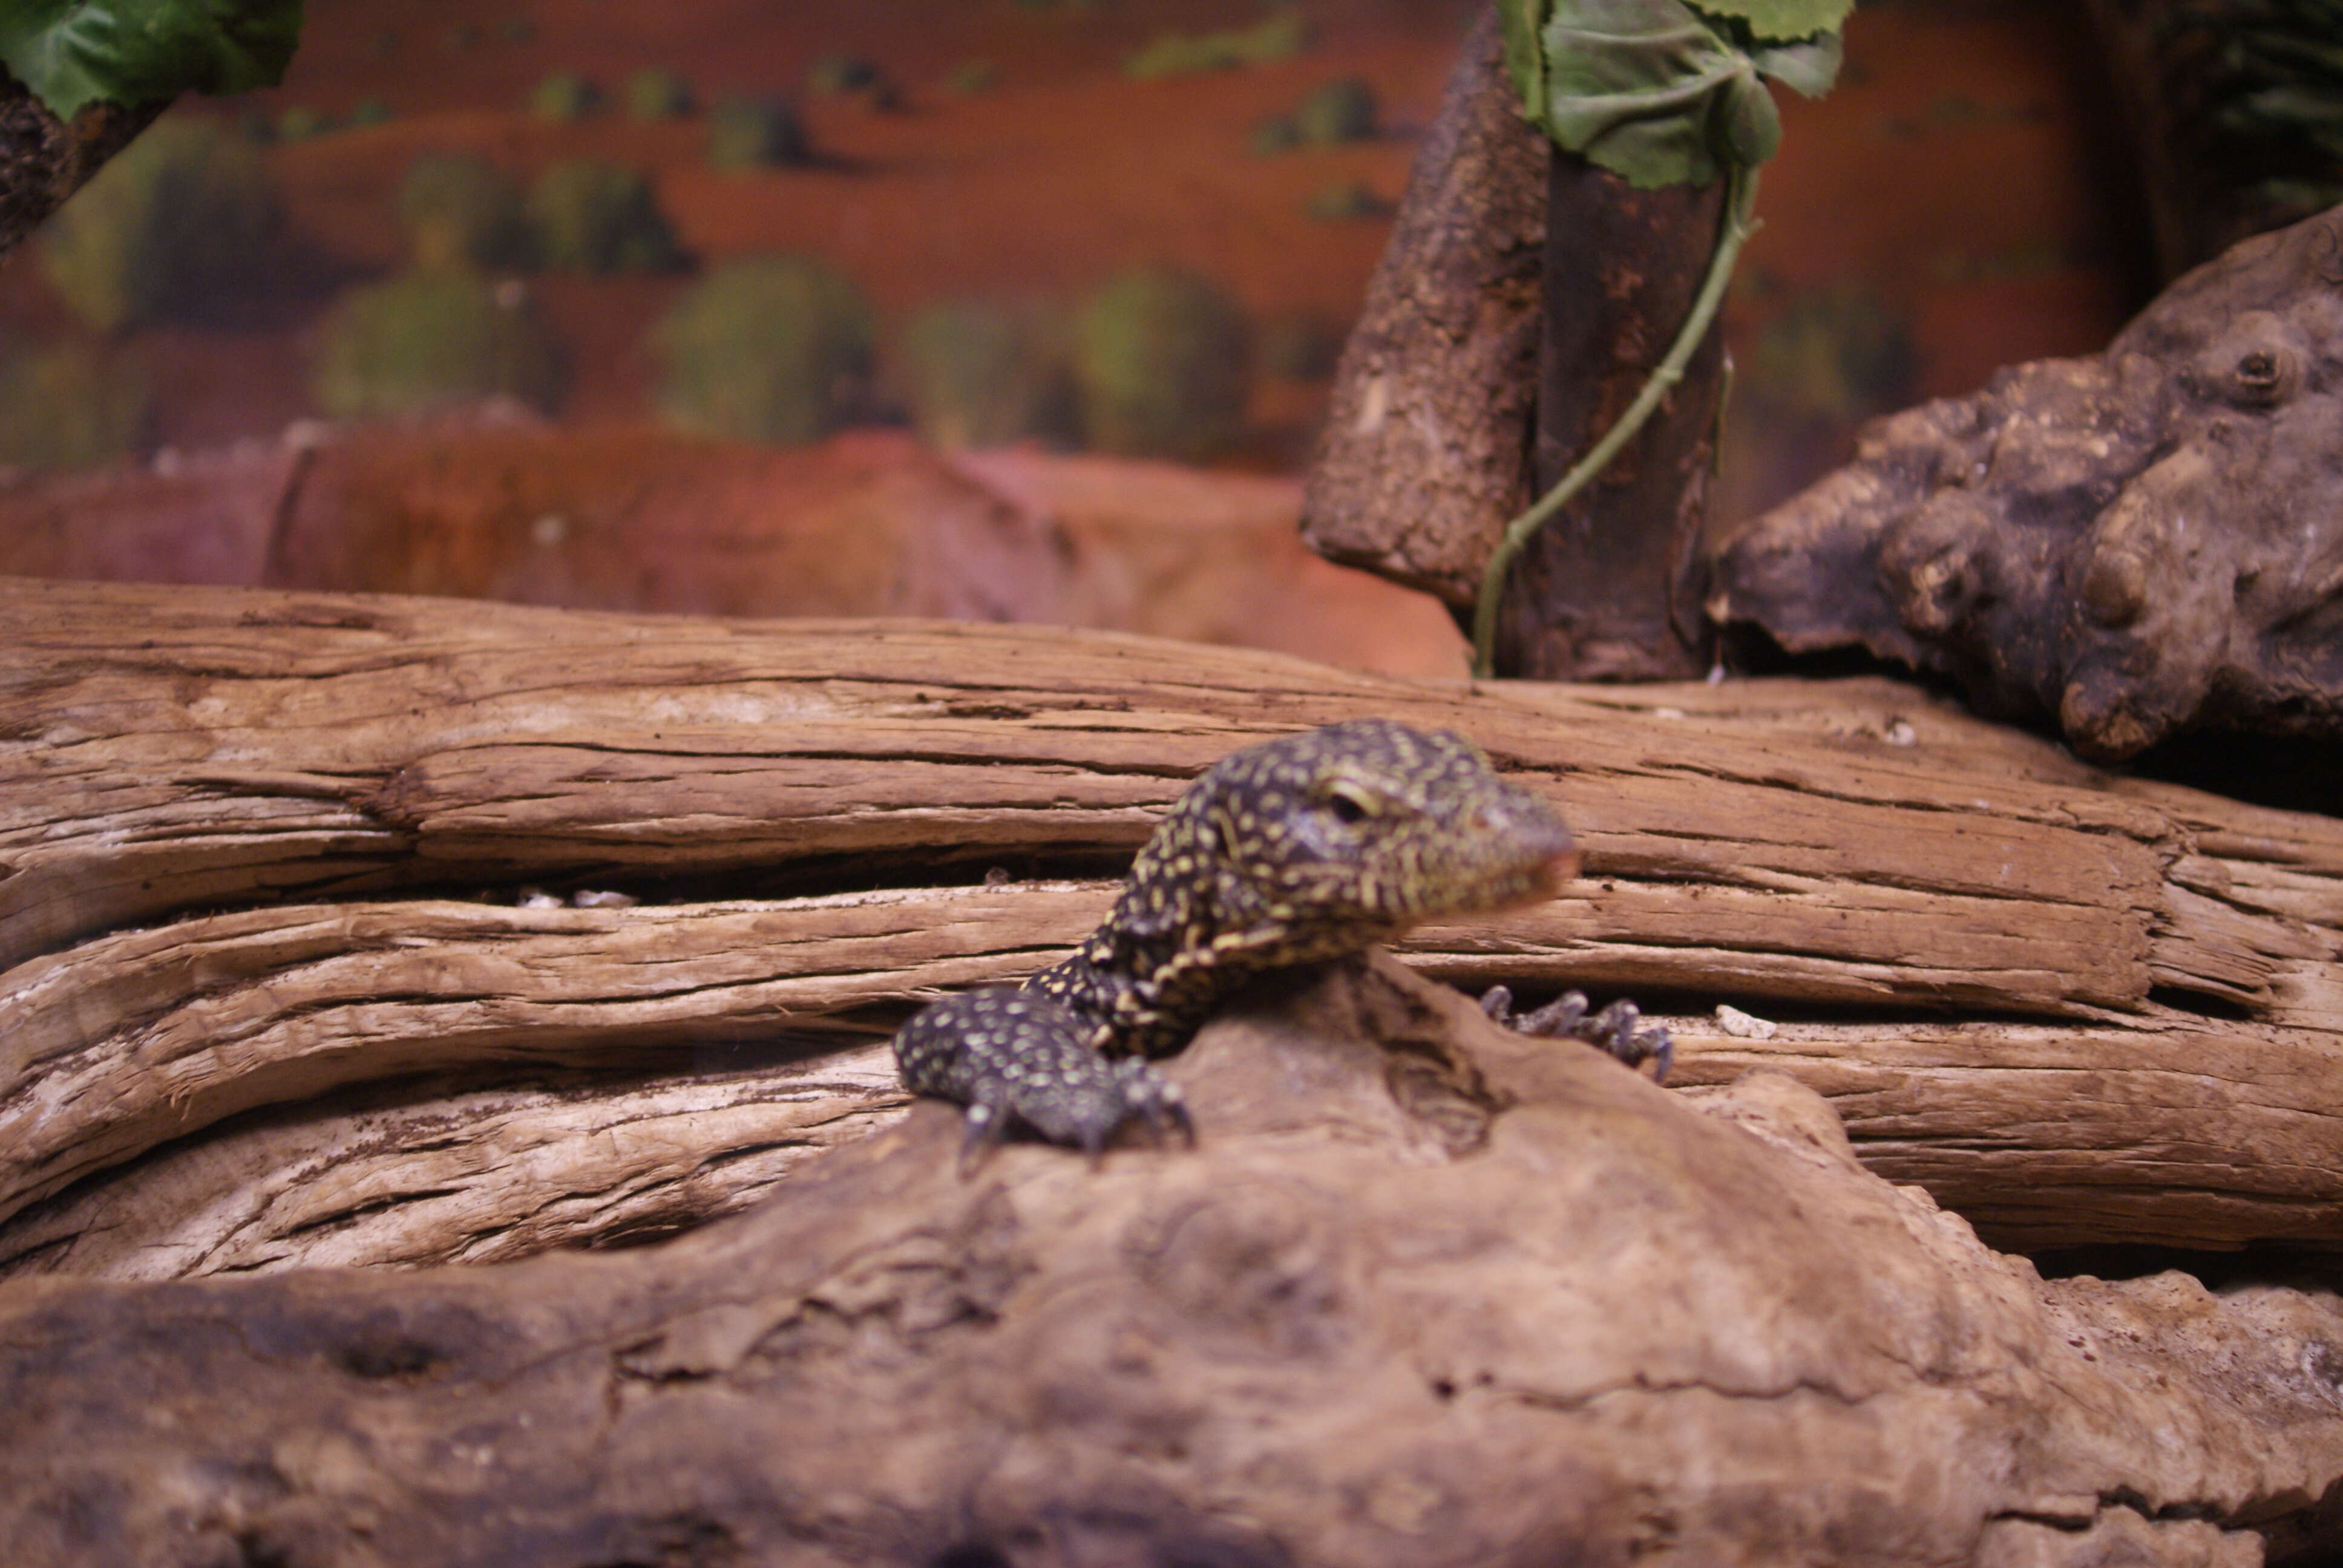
1142;718;1579;941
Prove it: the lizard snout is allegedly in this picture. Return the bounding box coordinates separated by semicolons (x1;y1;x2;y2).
1475;791;1578;898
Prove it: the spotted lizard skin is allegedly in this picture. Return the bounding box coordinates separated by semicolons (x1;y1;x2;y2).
894;718;1657;1171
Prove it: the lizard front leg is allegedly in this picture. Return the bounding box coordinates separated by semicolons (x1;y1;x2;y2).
893;990;1195;1175
1479;985;1673;1083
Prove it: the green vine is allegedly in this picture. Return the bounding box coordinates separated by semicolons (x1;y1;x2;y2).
1472;160;1759;674
1473;0;1846;677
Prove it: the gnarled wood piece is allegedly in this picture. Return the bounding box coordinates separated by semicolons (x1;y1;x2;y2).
2;956;2338;1566
1708;202;2343;760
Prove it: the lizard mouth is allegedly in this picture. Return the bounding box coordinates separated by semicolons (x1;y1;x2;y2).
1470;844;1580;913
1524;846;1581;901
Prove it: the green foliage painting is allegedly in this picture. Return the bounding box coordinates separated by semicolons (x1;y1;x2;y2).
399;154;533;273
655;256;874;447
1073;269;1250;461
0;337;151;469
707;96;810;171
526;162;684;274
0;0;302;118
1124;12;1309;79
313;272;566;419
900;301;1075;451
39;117;275;333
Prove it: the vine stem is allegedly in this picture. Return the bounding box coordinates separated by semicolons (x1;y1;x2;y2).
1470;160;1762;680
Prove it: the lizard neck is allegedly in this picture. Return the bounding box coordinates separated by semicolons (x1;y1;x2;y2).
1029;864;1392;1056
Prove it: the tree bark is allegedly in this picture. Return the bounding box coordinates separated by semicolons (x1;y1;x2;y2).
1299;6;1547;610
2;577;2343;1270
1299;7;1725;678
1492;160;1725;679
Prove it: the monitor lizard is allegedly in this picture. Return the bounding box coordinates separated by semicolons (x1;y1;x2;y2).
894;718;1670;1171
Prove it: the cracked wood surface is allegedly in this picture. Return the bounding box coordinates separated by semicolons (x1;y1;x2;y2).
4;958;2339;1566
2;577;2343;1273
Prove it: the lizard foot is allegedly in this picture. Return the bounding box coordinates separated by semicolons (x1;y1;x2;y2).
1479;985;1673;1083
894;990;1197;1175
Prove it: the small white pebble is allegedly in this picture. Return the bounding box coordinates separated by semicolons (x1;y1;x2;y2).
571;889;637;909
516;887;562;910
1713;1004;1778;1040
1883;719;1916;746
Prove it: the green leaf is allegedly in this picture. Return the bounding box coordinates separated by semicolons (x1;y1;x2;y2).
1530;0;1842;188
0;0;303;120
1501;0;1550;120
1685;0;1850;44
1541;0;1751;188
1749;32;1840;97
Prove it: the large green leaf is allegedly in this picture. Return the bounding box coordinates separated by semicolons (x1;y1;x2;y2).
1750;33;1842;99
1686;0;1852;44
1532;0;1841;188
1501;0;1550;120
0;0;303;120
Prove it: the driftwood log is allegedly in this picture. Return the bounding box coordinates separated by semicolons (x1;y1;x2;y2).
2;573;2342;1274
8;951;2343;1564
6;578;2343;1560
1709;201;2343;761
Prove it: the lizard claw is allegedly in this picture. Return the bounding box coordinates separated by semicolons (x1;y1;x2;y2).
1115;1056;1196;1150
1478;985;1673;1084
957;1097;1012;1178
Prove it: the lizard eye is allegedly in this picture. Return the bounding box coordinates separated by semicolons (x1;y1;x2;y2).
1323;783;1374;824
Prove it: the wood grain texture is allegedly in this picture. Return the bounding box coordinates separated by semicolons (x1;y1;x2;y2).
3;959;2337;1565
3;576;2342;1265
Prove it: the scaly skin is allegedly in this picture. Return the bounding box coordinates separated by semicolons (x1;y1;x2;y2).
893;718;1665;1171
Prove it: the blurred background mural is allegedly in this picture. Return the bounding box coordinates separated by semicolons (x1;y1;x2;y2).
0;0;2150;678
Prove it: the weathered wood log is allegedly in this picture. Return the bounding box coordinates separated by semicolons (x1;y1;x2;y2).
0;1041;906;1280
0;578;2237;1007
4;577;2343;1269
4;881;2341;1267
4;956;2339;1566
